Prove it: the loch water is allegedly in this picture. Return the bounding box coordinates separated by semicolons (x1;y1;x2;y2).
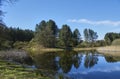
32;50;120;79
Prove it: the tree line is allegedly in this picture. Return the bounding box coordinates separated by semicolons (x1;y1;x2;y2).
34;20;99;48
0;23;34;49
33;19;120;48
0;19;120;50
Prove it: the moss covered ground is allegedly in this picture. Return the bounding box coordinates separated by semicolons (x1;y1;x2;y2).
0;60;50;79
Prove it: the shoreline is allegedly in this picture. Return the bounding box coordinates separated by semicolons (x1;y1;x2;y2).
97;46;120;56
27;46;120;56
28;47;97;53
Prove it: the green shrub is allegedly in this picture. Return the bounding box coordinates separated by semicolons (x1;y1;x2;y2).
13;41;28;49
0;40;13;50
77;42;89;48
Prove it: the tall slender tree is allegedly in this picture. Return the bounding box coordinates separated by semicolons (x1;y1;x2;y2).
73;28;81;46
59;24;72;48
84;28;98;42
35;20;46;33
84;28;89;42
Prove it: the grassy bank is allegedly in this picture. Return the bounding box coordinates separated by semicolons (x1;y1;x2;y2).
27;42;99;53
0;59;50;79
73;47;97;51
28;46;98;54
97;46;120;56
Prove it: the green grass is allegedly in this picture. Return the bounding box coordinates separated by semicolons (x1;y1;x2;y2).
0;60;50;79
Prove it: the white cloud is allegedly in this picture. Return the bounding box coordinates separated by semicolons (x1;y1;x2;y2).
68;19;120;26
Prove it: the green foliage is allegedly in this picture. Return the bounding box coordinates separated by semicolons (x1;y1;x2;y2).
0;40;12;50
77;41;89;48
84;29;89;42
104;32;120;45
95;40;106;47
9;27;34;42
35;20;46;33
0;24;12;49
0;24;34;50
59;25;73;48
72;29;81;46
47;20;58;36
13;41;29;49
35;20;58;48
84;28;98;42
112;39;120;46
77;40;106;48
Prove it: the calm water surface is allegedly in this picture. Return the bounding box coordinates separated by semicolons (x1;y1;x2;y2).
32;51;120;79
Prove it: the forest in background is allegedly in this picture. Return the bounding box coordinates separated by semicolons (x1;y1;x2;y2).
0;0;120;50
0;19;120;50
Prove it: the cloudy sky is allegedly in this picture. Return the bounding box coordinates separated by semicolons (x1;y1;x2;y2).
2;0;120;39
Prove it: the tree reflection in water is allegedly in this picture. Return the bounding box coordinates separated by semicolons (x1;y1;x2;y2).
32;51;99;74
31;51;120;79
104;55;120;63
32;52;59;71
84;52;98;68
58;51;83;73
72;52;82;69
59;51;73;73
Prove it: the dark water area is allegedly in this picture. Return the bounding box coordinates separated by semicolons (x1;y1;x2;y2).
32;50;120;79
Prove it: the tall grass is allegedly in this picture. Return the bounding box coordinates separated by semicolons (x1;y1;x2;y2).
97;46;120;56
97;39;120;56
112;39;120;46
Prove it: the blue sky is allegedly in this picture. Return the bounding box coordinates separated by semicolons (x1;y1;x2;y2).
2;0;120;39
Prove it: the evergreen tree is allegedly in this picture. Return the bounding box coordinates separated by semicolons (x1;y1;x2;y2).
35;20;46;33
84;28;89;42
73;28;81;46
59;25;72;48
35;20;58;48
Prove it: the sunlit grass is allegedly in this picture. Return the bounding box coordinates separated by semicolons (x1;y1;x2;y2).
97;46;120;56
0;60;50;79
73;47;97;51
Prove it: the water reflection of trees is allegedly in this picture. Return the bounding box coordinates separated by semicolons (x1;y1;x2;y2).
59;51;83;73
84;52;98;68
59;51;73;73
32;52;59;71
104;55;120;63
32;51;99;74
73;52;82;69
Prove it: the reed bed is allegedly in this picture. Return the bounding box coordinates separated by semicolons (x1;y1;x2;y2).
73;47;97;51
97;46;120;56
